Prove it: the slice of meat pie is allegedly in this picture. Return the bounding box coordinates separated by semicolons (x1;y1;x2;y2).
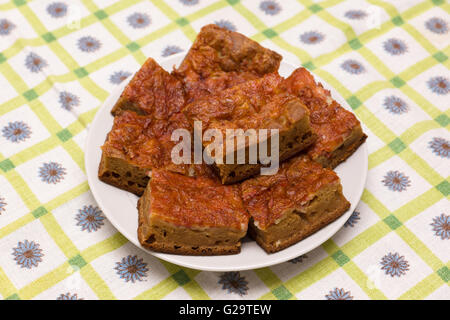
284;67;367;168
241;155;350;253
138;169;249;255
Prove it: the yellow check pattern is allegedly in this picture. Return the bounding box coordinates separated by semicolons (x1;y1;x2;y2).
0;0;448;300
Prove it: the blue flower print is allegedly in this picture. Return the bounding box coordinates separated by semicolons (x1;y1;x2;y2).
25;52;48;73
383;96;408;114
383;38;407;55
289;254;308;264
344;10;367;20
162;45;183;57
215;20;237;32
325;288;353;300
341;59;365;75
109;71;132;84
78;36;101;53
0;19;15;36
430;213;450;240
300;31;325;45
428;137;449;158
260;1;281;16
427;76;449;95
2;121;32;143
382;170;410;192
425;17;448;34
344;211;360;227
179;0;199;5
12;240;44;269
57;293;83;300
380;252;409;277
115;255;149;283
218;272;249;296
59;91;80;111
47;2;68;18
38;162;66;184
75;205;105;232
127;13;151;29
0;196;6;214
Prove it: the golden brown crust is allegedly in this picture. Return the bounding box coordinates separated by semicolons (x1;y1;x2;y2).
99;110;218;194
137;170;249;255
149;170;248;229
214;129;316;184
183;73;315;183
248;190;350;253
101;111;192;170
241;155;350;253
183;73;297;129
111;58;185;117
138;202;243;255
182;24;282;75
313;124;367;169
241;155;342;229
113;25;282;117
283;67;366;167
173;24;282;103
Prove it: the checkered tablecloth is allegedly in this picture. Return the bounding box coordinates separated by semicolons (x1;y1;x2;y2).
0;0;448;300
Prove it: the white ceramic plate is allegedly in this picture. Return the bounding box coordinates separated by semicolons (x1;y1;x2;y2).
85;53;368;271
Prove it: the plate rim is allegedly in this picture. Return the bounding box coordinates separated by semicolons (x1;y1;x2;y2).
85;53;368;271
